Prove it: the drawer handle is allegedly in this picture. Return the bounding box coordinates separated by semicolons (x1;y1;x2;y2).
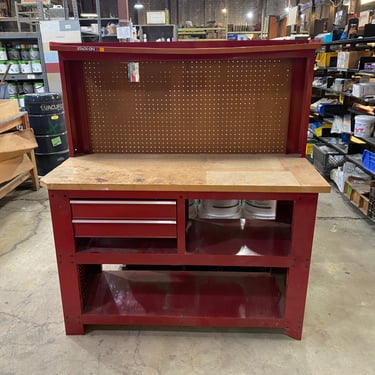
70;200;176;205
72;219;177;225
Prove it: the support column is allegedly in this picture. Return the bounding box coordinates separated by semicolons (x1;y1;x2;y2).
118;0;129;25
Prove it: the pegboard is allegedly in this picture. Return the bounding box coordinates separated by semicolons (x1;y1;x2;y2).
83;59;292;153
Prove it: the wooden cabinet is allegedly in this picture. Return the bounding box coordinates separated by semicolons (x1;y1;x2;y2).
41;40;330;339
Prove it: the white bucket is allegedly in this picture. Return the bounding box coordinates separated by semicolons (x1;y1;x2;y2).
198;199;241;219
354;115;375;138
242;200;277;220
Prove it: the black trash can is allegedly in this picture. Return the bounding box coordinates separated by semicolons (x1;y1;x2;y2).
24;93;69;175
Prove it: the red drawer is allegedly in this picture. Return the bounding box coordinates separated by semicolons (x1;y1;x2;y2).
70;200;176;220
73;219;177;238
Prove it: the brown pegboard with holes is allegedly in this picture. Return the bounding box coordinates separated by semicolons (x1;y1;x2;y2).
50;40;321;155
83;59;292;154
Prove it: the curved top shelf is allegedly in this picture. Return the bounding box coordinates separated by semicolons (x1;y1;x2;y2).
50;40;321;59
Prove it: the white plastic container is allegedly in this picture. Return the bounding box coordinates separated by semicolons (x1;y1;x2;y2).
354;115;375;137
0;47;7;61
7;83;18;95
20;60;32;74
29;45;40;60
8;61;20;74
31;60;42;73
0;61;7;73
33;81;45;93
20;48;30;60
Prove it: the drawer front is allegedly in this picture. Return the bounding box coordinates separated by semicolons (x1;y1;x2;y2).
70;200;176;220
73;219;177;238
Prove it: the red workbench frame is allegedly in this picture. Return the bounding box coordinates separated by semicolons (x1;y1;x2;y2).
48;188;318;339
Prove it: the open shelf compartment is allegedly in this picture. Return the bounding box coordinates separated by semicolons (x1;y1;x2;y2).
81;268;286;328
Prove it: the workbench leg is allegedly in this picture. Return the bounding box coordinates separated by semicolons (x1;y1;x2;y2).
56;262;86;335
283;194;319;340
49;191;85;335
283;267;310;340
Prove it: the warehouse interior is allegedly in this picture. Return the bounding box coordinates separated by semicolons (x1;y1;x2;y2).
1;1;375;374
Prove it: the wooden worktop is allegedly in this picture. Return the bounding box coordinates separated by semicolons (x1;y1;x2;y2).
40;153;331;193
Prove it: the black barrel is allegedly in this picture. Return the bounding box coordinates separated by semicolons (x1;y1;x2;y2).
24;93;69;176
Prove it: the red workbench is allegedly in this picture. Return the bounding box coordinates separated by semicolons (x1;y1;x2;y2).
41;40;330;339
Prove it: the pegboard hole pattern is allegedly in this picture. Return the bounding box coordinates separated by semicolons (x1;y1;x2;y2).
83;59;292;153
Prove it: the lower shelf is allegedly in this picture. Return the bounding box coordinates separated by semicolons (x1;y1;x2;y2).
81;270;285;328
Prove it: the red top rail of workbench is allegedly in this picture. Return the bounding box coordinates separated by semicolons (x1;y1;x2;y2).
49;40;321;60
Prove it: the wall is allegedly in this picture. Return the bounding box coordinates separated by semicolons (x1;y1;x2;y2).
78;0;289;28
125;0;287;27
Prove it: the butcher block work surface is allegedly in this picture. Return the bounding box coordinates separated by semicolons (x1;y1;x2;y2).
41;153;330;193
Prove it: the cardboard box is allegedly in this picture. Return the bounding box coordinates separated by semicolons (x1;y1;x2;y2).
344;176;375;207
337;51;372;69
0;99;19;123
352;82;375;98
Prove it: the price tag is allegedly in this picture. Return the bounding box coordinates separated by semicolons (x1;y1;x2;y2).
27;74;36;79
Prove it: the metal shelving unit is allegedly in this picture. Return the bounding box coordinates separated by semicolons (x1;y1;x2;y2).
0;31;49;91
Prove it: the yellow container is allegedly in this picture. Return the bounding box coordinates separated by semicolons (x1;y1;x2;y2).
316;52;337;68
315;123;332;136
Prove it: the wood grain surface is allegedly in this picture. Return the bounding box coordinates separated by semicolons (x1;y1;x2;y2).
41;154;331;193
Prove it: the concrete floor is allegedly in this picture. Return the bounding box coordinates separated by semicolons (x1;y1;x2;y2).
0;183;375;375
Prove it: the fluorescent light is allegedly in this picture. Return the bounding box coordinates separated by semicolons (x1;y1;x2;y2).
246;11;253;19
361;0;375;4
134;3;144;9
80;13;98;18
221;8;227;14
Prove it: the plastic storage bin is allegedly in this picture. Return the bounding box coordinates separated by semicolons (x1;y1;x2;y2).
362;150;375;173
313;144;345;176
